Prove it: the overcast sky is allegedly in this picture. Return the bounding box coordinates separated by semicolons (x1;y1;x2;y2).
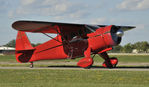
0;0;149;46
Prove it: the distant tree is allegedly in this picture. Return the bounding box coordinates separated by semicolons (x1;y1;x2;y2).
31;43;41;47
4;39;16;47
123;43;133;53
133;42;141;52
35;43;41;46
133;41;149;53
110;45;123;53
141;41;149;53
4;40;41;48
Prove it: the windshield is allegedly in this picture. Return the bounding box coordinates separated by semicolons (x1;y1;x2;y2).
85;25;100;33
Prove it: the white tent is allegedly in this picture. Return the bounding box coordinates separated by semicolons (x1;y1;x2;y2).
0;46;15;55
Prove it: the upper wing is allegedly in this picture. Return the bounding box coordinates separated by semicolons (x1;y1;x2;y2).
12;20;84;34
98;25;135;31
12;20;136;34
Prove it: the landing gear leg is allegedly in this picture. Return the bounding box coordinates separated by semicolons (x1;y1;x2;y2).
99;52;113;68
30;62;33;68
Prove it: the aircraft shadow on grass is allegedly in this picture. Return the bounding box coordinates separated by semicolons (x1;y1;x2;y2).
47;65;149;69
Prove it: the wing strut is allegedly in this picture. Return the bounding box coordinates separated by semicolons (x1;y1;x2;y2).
42;33;62;43
42;26;74;59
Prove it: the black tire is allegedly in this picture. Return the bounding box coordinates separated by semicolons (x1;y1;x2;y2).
84;65;92;69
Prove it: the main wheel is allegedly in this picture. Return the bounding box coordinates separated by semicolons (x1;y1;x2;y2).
102;57;118;68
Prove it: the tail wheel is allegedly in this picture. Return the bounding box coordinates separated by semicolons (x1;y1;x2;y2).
102;57;118;68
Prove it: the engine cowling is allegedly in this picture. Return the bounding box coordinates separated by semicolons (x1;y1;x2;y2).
88;25;124;53
111;25;124;45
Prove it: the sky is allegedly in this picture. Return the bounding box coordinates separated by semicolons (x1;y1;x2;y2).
0;0;149;46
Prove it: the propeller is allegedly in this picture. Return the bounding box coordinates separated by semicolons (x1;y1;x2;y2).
116;29;124;37
111;25;124;45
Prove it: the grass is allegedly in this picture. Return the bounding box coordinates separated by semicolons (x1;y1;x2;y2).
0;55;149;87
0;55;149;67
1;55;149;63
0;69;149;87
109;55;149;63
0;55;16;62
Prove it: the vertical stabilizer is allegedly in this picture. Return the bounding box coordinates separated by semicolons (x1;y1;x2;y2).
15;31;35;63
16;31;34;51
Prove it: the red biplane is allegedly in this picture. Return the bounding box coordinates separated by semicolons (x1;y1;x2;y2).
12;20;135;68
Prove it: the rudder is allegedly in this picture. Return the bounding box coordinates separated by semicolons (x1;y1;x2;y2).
16;31;34;51
15;31;35;63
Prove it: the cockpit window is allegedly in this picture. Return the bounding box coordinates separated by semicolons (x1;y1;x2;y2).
85;25;100;33
61;25;100;41
62;28;85;41
86;25;100;31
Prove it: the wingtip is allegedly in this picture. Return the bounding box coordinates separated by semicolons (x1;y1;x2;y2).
130;26;136;29
12;20;29;31
12;22;16;30
12;21;21;30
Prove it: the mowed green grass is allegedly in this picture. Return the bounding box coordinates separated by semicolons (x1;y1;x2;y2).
0;55;16;62
0;69;149;87
0;55;149;67
0;55;149;87
1;55;149;63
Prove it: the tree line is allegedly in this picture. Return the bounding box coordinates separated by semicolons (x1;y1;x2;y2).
3;40;149;53
109;41;149;53
3;39;41;48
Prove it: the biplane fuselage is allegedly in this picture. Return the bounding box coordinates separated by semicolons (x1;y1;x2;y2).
15;25;116;62
12;21;135;68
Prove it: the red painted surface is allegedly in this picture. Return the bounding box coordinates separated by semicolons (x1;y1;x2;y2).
11;20;135;68
13;21;126;68
87;25;116;53
15;32;35;63
15;25;115;63
77;57;93;68
16;31;34;51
